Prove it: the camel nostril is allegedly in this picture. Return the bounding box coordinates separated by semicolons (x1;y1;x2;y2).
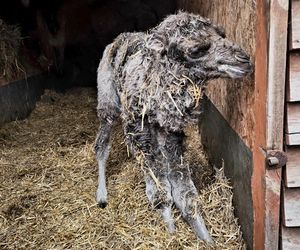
235;53;250;63
244;62;253;72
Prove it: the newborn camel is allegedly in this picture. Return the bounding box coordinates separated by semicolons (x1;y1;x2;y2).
95;12;252;243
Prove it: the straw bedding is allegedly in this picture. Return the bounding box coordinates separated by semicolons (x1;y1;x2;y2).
0;19;23;81
0;88;245;249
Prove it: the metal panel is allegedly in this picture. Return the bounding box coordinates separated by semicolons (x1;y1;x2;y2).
199;96;253;249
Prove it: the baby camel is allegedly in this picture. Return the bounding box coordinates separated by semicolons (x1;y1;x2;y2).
95;12;252;243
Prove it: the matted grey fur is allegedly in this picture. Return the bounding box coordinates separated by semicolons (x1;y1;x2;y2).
95;11;252;243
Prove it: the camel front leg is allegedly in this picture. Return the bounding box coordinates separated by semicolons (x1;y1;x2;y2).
169;164;213;243
162;131;213;243
144;164;175;233
95;119;113;208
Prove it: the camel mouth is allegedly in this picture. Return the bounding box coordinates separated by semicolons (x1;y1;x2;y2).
218;63;253;79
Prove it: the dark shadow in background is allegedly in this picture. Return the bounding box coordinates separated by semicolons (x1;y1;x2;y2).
0;0;176;87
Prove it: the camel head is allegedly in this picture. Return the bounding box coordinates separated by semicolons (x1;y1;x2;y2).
152;12;253;81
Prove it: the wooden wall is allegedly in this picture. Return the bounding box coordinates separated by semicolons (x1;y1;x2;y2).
177;0;256;149
282;0;300;247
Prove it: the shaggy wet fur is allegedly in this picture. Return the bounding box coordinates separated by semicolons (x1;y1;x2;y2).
95;12;252;243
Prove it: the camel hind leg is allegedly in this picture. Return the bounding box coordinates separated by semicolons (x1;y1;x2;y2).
95;41;120;207
144;166;175;233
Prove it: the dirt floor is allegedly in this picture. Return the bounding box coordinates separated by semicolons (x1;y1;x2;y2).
0;88;245;249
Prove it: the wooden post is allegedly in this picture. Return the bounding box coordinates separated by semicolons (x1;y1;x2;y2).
254;0;288;249
253;1;268;248
265;0;289;249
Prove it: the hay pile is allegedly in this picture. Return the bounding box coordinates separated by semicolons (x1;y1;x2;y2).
0;88;245;249
0;19;23;81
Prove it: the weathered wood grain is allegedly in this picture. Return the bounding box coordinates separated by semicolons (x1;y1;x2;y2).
282;226;300;249
283;186;300;227
286;133;300;145
252;1;269;249
285;147;300;187
286;103;300;134
287;53;300;102
267;0;289;149
265;1;289;250
290;0;300;49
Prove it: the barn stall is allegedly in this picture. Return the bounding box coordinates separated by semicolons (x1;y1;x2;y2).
0;0;294;249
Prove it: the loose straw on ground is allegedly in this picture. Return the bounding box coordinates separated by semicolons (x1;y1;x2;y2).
0;88;245;249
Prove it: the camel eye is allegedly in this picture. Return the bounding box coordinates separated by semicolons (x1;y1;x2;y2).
216;26;226;38
189;43;211;58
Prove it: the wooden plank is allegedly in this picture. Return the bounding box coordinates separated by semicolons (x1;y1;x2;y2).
265;0;289;249
287;53;300;102
290;0;300;49
286;103;300;134
286;133;300;145
283;187;300;227
281;226;300;249
267;0;289;148
285;147;300;187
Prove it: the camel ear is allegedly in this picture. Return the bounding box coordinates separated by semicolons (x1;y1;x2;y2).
167;42;184;61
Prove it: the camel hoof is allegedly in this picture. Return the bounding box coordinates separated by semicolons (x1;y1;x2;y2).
97;201;108;209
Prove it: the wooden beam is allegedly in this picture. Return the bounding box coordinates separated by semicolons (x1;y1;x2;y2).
290;0;300;50
285;147;300;187
281;226;300;249
265;0;289;249
283;186;300;227
287;53;300;102
252;0;269;248
286;103;300;134
286;133;300;145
